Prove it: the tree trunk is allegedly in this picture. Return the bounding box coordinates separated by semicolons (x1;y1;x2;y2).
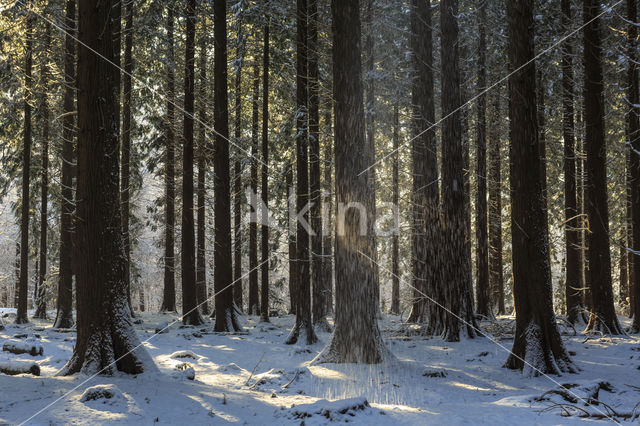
474;0;490;319
309;0;326;328
196;25;209;316
504;0;575;375
35;23;51;320
562;0;583;325
314;0;386;363
62;0;156;375
583;0;623;335
233;21;245;312
286;0;317;345
120;0;133;315
260;20;271;323
249;62;260;316
439;0;476;341
181;0;204;326
391;102;400;315
488;91;505;315
213;0;241;332
161;7;176;313
16;7;33;325
54;0;76;329
322;100;334;315
628;0;640;332
287;167;297;315
577;110;589;310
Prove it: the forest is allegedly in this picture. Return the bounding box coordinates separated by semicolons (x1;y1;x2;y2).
0;0;639;423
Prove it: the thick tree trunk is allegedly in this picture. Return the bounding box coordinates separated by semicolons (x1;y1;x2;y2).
120;0;133;315
16;8;33;325
62;0;156;375
54;0;76;329
287;0;317;345
314;0;386;363
181;0;204;326
260;21;271;323
439;0;476;341
249;63;260;316
322;102;334;315
309;0;326;328
213;0;241;332
504;0;574;375
583;0;623;335
474;1;490;319
196;26;209;316
628;0;640;332
391;102;400;316
488;92;504;315
35;23;52;320
161;7;176;313
562;0;583;325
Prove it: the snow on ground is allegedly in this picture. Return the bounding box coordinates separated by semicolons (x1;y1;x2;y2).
0;310;639;425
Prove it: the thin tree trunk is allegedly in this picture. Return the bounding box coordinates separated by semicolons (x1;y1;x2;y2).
196;25;209;316
233;35;244;312
488;92;504;315
474;1;490;318
181;0;204;326
35;23;52;320
62;0;156;375
213;0;241;332
583;0;623;335
286;0;317;345
249;62;260;316
504;0;575;375
322;101;333;315
16;7;33;325
391;102;400;315
161;7;176;313
260;20;271;323
54;0;76;329
287;167;297;315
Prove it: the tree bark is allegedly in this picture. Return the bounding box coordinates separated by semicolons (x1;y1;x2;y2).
504;0;574;375
440;0;476;341
62;0;156;375
233;20;245;312
314;0;386;363
213;0;241;332
249;62;260;316
488;91;504;315
391;102;400;315
161;7;176;313
35;23;51;320
474;0;490;319
260;20;271;323
562;0;583;325
287;167;297;315
322;100;334;315
286;0;317;345
583;0;623;335
54;0;76;329
181;0;204;326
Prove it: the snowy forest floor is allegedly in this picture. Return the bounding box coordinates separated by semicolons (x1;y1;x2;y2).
0;310;639;425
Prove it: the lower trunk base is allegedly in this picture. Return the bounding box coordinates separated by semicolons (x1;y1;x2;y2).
182;310;205;326
285;319;318;345
53;310;74;329
213;307;243;332
584;313;624;335
312;324;388;364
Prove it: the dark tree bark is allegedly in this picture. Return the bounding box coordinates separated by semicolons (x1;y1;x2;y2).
260;19;271;323
309;0;326;328
196;26;209;316
62;0;156;375
439;0;476;341
322;101;334;315
562;0;583;325
34;23;52;320
504;0;574;375
488;92;504;315
628;0;640;332
181;0;204;326
406;0;440;328
391;102;400;315
249;62;260;316
233;25;244;312
287;166;297;315
287;0;317;345
213;0;241;332
16;8;33;325
161;7;176;313
54;0;76;329
583;0;623;335
537;70;548;217
577;110;589;309
120;0;133;314
474;0;490;319
314;0;386;364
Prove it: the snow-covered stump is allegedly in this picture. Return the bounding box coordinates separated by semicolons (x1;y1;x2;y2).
0;360;40;376
3;341;44;356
